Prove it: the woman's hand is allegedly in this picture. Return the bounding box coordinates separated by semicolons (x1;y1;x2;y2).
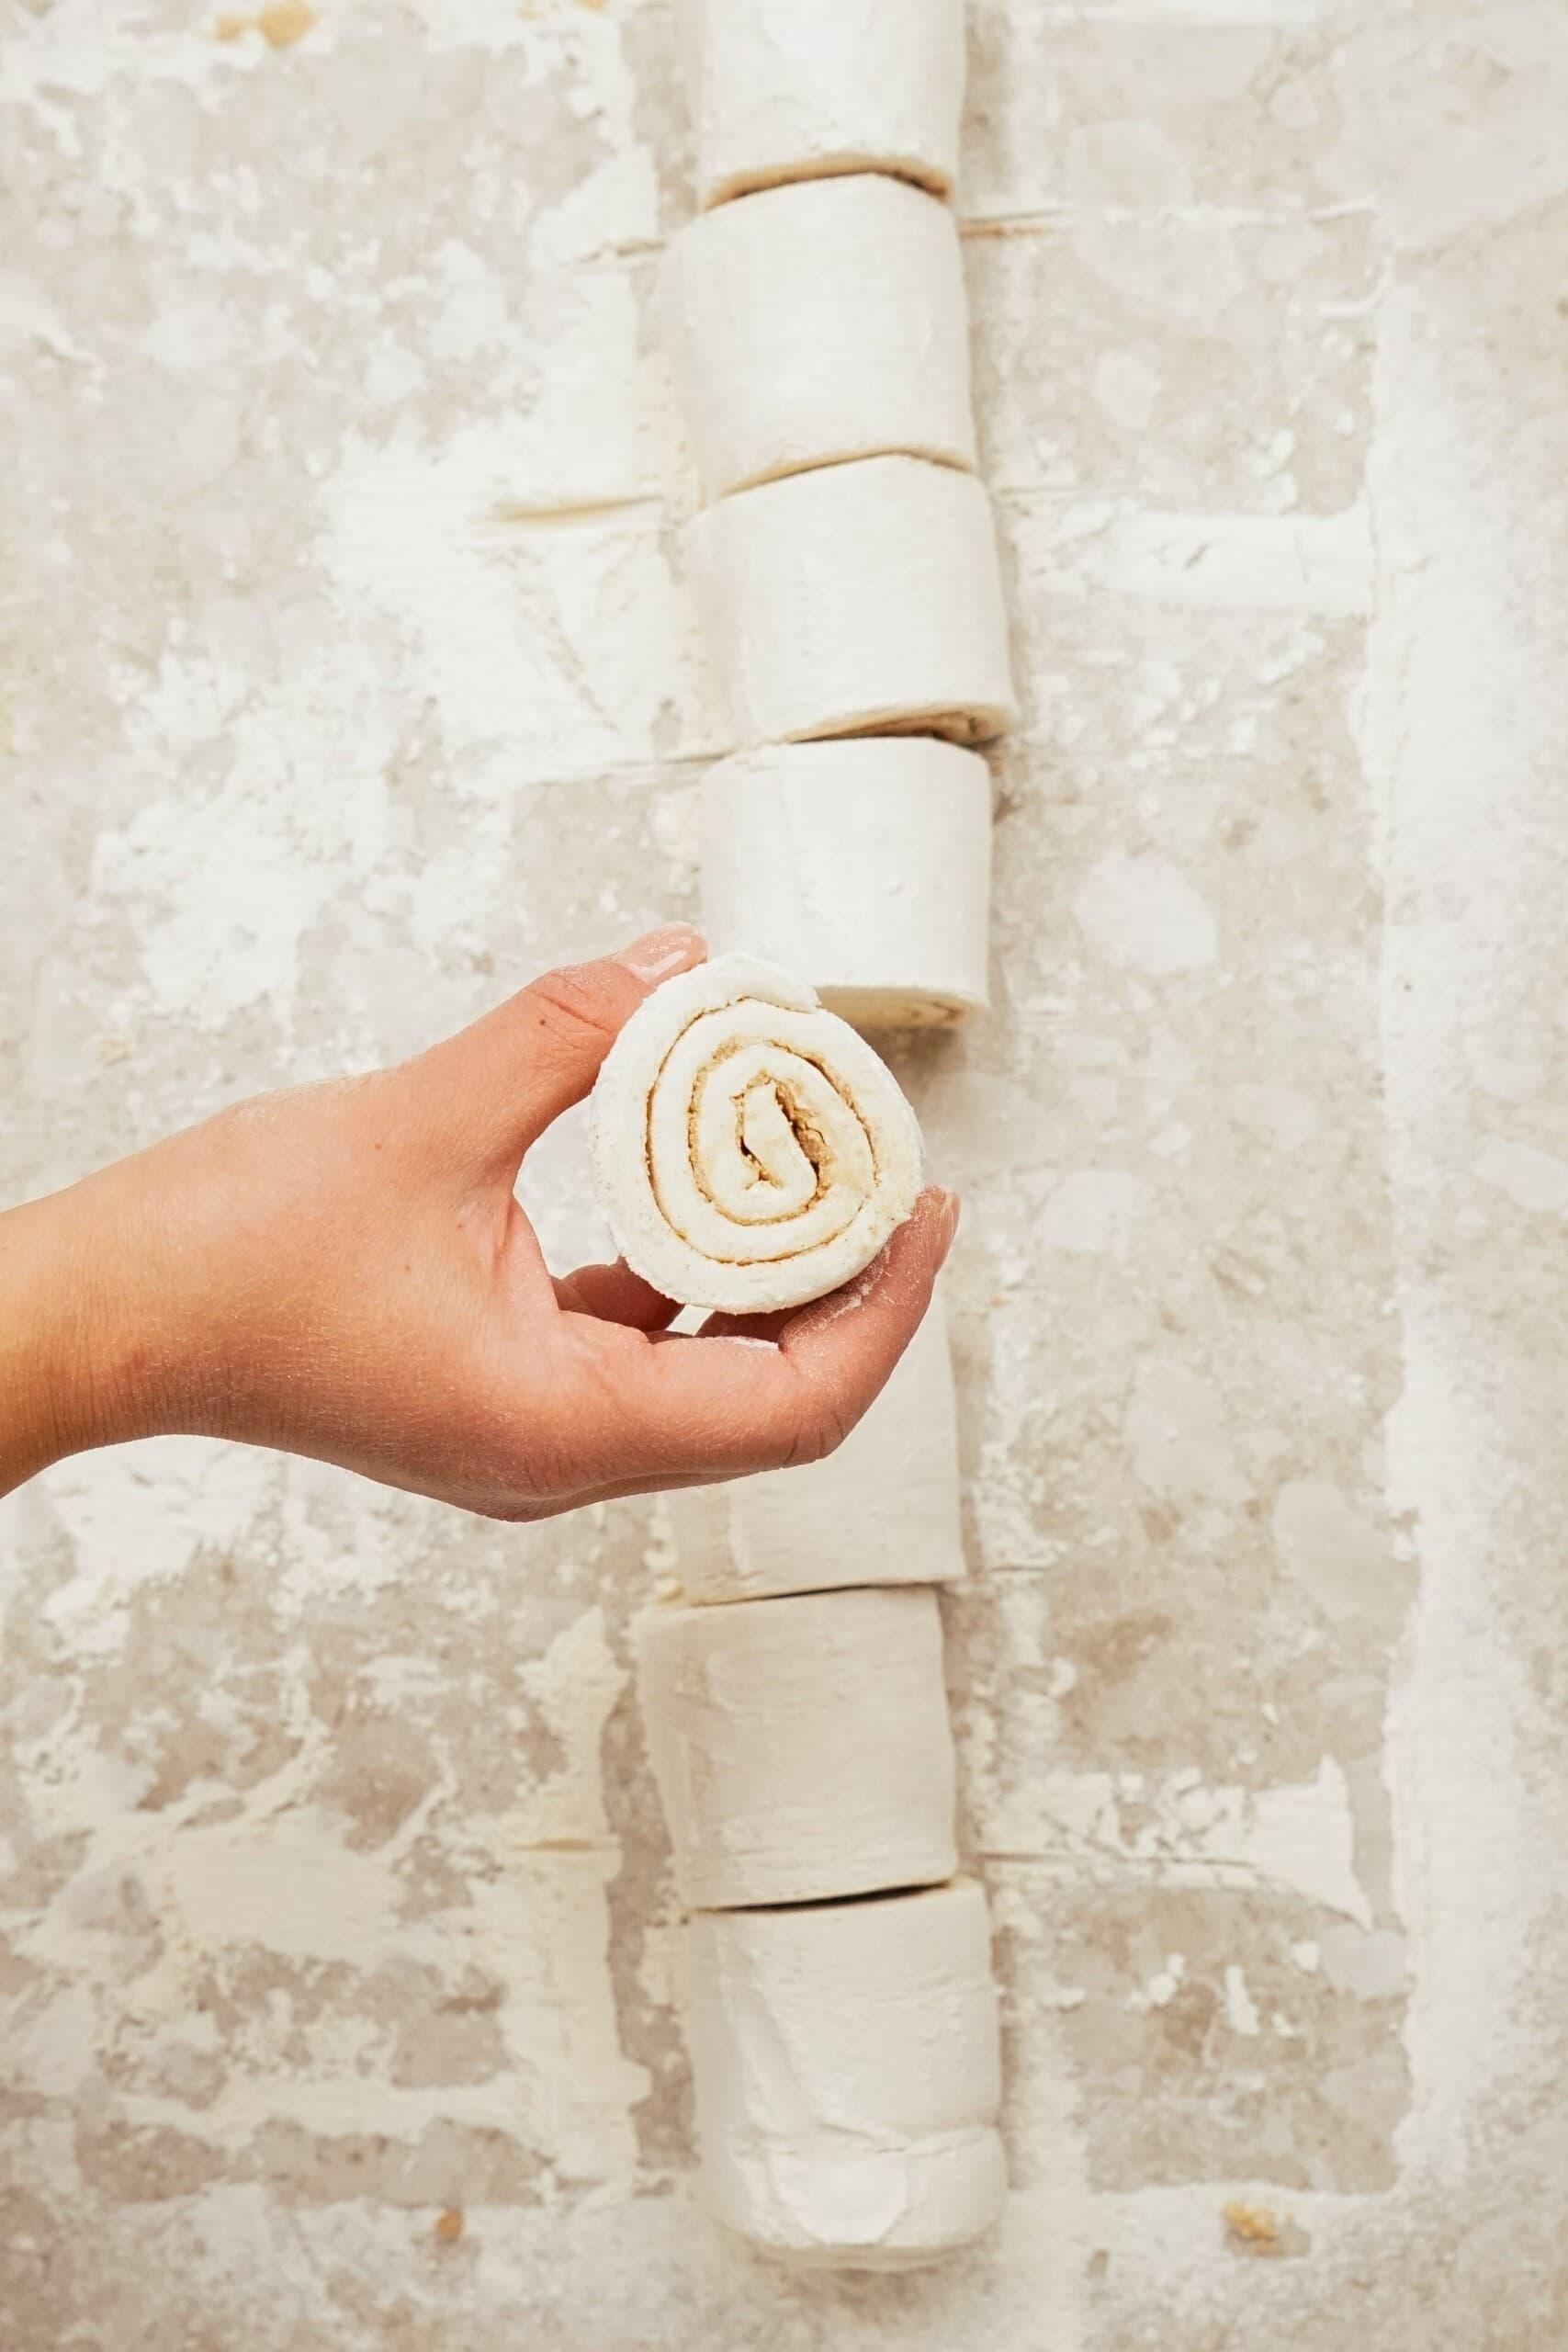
0;927;958;1517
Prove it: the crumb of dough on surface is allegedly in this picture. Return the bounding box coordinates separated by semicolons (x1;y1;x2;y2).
212;1;315;44
1222;2199;1281;2246
1220;2199;1313;2259
258;2;315;45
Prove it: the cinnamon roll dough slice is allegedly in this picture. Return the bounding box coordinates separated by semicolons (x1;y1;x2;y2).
678;0;967;210
684;456;1016;749
589;953;922;1315
636;1585;956;1910
702;739;992;1029
662;175;976;497
686;1880;1005;2269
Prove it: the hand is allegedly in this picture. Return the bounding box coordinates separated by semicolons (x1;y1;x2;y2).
0;927;958;1517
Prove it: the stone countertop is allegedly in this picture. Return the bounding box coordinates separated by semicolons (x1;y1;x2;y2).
4;0;1568;2344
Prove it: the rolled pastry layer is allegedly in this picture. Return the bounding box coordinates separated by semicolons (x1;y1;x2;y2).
687;1880;1006;2269
667;1294;964;1603
702;739;992;1029
662;175;976;498
637;1586;956;1909
678;0;967;211
589;952;922;1315
685;456;1016;748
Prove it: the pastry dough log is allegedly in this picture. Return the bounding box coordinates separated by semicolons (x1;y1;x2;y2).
684;456;1016;748
588;952;922;1315
662;175;976;498
666;1294;964;1603
647;0;1009;2270
702;739;992;1029
636;1586;956;1909
677;0;967;211
686;1880;1005;2269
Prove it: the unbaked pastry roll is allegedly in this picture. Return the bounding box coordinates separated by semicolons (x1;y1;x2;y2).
686;1879;1005;2269
589;952;922;1315
667;1294;964;1603
637;1585;956;1909
684;456;1016;748
702;739;992;1029
662;175;976;498
678;0;967;211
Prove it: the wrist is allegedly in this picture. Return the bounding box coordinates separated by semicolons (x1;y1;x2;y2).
0;1193;95;1487
0;1176;172;1490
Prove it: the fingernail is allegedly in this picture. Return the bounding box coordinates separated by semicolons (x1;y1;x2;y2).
616;923;706;985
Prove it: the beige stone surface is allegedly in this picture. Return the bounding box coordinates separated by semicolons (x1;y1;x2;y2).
4;0;1568;2343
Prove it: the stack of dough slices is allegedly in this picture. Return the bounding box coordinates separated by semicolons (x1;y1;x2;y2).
666;0;1014;1034
635;0;1011;2272
636;1308;1009;2272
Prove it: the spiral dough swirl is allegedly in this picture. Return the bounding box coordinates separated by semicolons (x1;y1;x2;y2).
590;956;923;1313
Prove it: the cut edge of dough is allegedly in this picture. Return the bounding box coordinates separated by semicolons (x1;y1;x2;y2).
680;1857;957;1915
700;154;955;212
722;439;979;499
819;982;987;1032
795;701;1017;750
678;1559;969;1605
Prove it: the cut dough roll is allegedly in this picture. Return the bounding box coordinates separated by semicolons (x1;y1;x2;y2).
662;175;976;497
702;739;993;1029
678;0;965;211
684;456;1016;748
636;1586;956;1909
686;1880;1005;2270
589;952;922;1315
667;1295;964;1603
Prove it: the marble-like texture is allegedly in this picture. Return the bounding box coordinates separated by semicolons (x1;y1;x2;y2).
2;0;1567;2343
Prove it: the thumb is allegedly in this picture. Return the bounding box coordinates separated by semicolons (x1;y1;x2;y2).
425;923;705;1168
